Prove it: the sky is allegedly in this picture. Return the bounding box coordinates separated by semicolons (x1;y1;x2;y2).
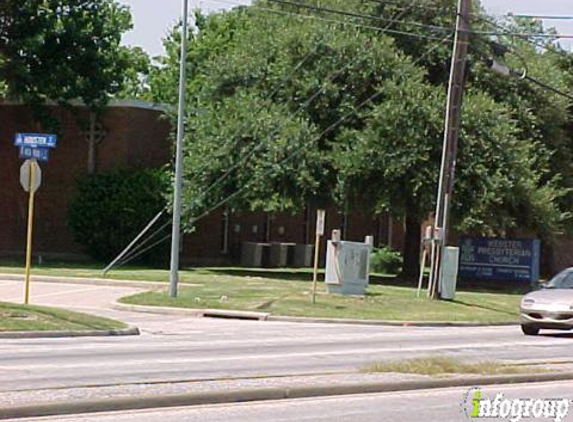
117;0;573;57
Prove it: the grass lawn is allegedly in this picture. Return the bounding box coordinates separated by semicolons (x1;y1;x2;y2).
0;260;359;283
119;276;521;323
361;357;535;376
0;260;522;322
0;302;127;332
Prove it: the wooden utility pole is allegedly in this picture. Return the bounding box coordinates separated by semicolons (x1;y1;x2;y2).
428;0;471;299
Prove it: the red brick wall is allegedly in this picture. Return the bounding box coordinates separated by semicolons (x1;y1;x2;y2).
1;103;406;265
0;104;171;258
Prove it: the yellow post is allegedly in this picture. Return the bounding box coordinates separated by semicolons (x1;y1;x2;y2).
311;233;321;304
24;161;36;305
311;209;325;304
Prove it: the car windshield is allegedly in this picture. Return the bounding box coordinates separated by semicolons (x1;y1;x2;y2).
545;270;573;289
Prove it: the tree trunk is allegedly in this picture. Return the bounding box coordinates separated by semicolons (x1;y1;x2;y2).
401;213;421;279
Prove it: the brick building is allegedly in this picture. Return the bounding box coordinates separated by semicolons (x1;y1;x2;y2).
0;101;403;265
0;101;171;260
3;101;572;274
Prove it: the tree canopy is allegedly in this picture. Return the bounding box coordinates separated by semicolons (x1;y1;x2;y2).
150;0;573;274
0;0;138;126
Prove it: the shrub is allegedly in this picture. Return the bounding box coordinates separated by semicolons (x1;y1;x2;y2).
68;169;168;262
370;246;402;275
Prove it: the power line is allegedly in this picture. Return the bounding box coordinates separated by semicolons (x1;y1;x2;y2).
264;0;453;34
114;33;453;269
207;0;453;41
360;0;454;14
488;14;573;21
472;30;573;40
475;14;572;56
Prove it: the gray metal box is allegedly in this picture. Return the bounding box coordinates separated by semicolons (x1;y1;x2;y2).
241;242;270;267
269;243;296;267
293;244;314;267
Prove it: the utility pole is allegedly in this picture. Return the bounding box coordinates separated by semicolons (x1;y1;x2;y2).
428;0;471;299
169;0;190;298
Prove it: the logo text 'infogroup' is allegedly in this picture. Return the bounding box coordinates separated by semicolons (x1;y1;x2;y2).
462;389;570;422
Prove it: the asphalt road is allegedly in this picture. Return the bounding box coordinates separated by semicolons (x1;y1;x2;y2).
1;280;573;392
14;381;573;421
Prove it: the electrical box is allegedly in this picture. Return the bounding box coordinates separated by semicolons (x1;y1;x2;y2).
440;246;459;300
325;232;373;296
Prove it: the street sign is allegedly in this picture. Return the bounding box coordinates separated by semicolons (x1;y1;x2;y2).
14;133;57;149
19;146;49;162
20;159;42;193
316;209;326;236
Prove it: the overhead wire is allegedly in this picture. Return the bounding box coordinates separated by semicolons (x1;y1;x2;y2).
471;30;573;40
343;0;455;14
208;0;453;41
470;15;573;103
481;14;573;21
474;13;572;56
263;0;453;33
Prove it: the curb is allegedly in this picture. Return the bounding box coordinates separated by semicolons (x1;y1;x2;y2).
267;315;517;327
0;326;140;339
112;301;270;321
1;371;572;420
0;273;197;290
112;301;517;327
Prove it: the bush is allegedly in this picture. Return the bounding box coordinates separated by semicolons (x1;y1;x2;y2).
68;169;168;262
370;246;402;275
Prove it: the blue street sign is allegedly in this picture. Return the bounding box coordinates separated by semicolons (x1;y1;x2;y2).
458;237;541;283
19;146;49;162
14;133;57;149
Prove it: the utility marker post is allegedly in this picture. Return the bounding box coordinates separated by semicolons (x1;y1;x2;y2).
169;0;190;298
429;0;471;299
311;209;326;304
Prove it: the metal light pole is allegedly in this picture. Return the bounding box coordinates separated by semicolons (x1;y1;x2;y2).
169;0;190;298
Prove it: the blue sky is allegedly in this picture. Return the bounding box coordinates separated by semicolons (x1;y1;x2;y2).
118;0;573;57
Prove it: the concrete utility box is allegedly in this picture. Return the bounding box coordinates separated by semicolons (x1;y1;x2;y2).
241;242;270;267
269;243;296;267
440;246;459;300
325;231;373;296
293;244;314;267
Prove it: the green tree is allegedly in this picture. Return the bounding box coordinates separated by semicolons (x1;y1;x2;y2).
0;0;134;126
151;0;572;276
68;169;169;262
117;46;152;100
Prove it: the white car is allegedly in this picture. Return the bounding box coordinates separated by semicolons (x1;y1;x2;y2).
520;268;573;335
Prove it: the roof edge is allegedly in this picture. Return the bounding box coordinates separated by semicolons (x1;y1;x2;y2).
0;99;172;113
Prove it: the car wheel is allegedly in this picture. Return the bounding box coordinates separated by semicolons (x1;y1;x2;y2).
521;325;540;336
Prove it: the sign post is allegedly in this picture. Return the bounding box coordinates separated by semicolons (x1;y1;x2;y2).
311;209;326;304
22;160;41;304
14;133;56;304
